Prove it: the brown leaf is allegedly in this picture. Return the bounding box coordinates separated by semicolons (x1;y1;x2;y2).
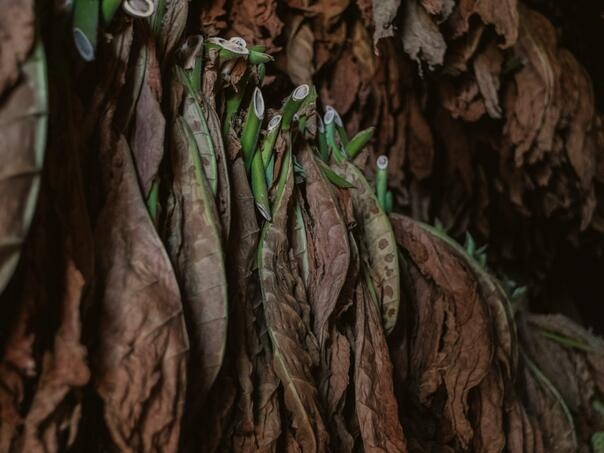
0;0;34;93
353;281;407;452
94;135;188;452
372;0;401;45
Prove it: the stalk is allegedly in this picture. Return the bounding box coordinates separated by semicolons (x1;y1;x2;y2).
324;108;345;162
241;87;265;170
73;0;99;61
345;127;375;159
376;155;388;210
229;36;247;48
101;0;121;24
385;190;393;214
222;78;248;139
332;108;348;145
150;0;166;35
260;115;282;171
317;117;328;161
281;84;310;130
251;151;271;221
146;177;160;224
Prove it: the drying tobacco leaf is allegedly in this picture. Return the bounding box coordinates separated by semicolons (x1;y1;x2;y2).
129;41;165;198
298;147;353;449
0;40;47;296
93;135;188;452
371;0;401;45
164;116;228;422
331;161;400;335
0;0;34;93
258;147;328;452
520;313;604;448
520;351;578;452
390;214;493;449
21;259;90;452
353;280;408;452
201;53;232;238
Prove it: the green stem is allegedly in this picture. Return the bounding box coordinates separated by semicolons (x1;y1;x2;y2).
122;0;154;17
317;117;328;161
73;0;99;61
150;0;166;35
251;151;271;221
333;108;348;145
222;78;248;139
281;84;310;130
345;127;375;159
260;114;282;171
241;87;264;171
324;108;344;162
376;155;388;210
101;0;120;24
147;177;160;225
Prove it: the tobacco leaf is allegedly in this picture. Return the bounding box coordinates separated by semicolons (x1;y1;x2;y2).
156;0;189;60
203;86;232;239
286;17;315;86
353;281;408;452
258;148;328;452
93;135;188;452
0;0;34;94
230;0;284;54
520;313;604;448
401;0;446;70
473;40;504;119
520;351;577;452
164;117;228;422
130;44;165;196
372;0;401;44
390;214;492;449
331;161;400;335
0;40;47;296
21;260;90;452
299;147;353;448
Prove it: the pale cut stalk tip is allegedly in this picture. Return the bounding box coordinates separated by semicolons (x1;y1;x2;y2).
377;155;389;169
268;115;282;131
292;84;310;101
123;0;155;18
253;87;265;119
324;109;335;125
73;29;94;62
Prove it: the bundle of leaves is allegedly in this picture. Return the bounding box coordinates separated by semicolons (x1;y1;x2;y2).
0;1;604;452
200;0;604;310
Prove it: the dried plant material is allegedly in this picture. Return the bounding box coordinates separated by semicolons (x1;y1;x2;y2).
0;0;34;93
21;260;90;452
372;0;401;44
473;41;504;119
287;18;315;86
258;150;328;452
353;282;407;452
521;314;604;448
94;136;188;452
230;0;284;54
0;40;47;296
130;47;165;196
402;0;446;70
164;117;228;419
390;214;492;449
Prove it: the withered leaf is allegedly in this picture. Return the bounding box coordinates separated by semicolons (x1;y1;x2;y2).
372;0;401;45
165;117;228;413
94;136;188;452
0;0;34;93
0;40;47;296
402;0;446;70
258;149;329;452
354;281;407;452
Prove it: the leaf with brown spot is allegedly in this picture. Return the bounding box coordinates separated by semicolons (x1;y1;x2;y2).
331;161;400;335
